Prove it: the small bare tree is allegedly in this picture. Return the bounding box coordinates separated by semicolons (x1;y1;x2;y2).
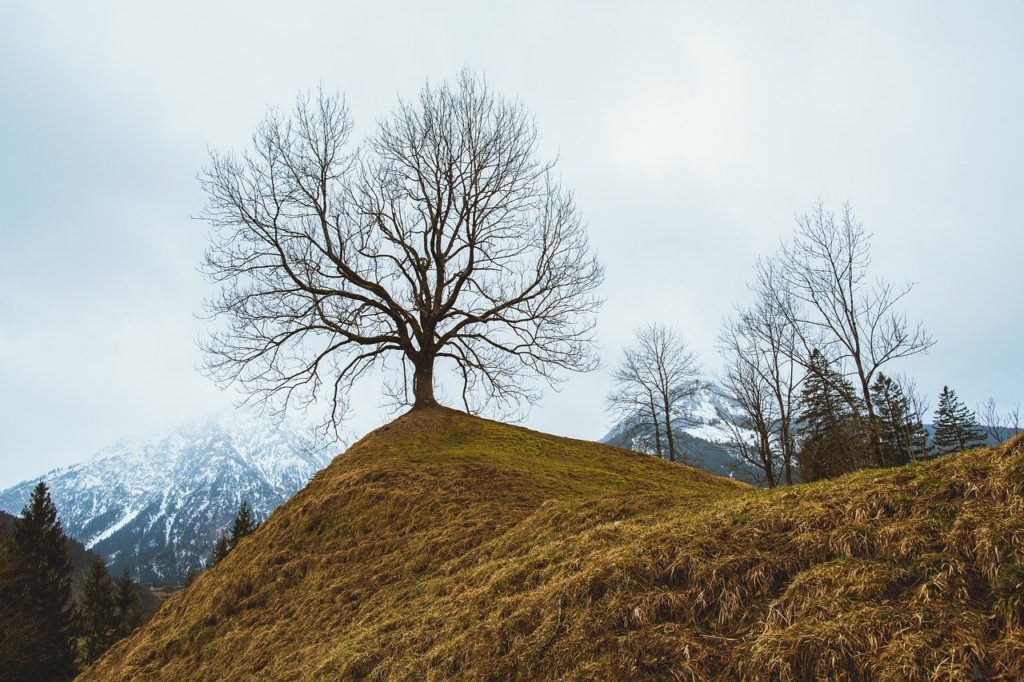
1009;403;1022;437
716;332;780;487
607;323;702;463
200;72;603;426
979;397;1002;444
774;202;935;466
717;280;801;486
979;397;1023;444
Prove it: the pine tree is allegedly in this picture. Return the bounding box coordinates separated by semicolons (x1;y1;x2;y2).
230;500;257;549
0;522;36;680
932;386;987;455
184;563;200;587
114;568;141;637
11;481;76;681
209;533;231;567
78;556;118;664
871;373;927;466
796;350;869;480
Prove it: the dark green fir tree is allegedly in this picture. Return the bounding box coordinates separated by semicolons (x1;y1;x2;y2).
230;500;257;549
796;350;869;481
10;481;76;681
870;373;928;466
932;386;987;455
78;556;118;664
0;522;37;680
114;568;141;637
184;563;200;587
209;533;231;567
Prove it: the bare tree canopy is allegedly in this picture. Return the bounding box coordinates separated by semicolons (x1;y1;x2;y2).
717;280;801;486
199;71;603;425
607;323;702;463
979;397;1023;444
771;201;935;466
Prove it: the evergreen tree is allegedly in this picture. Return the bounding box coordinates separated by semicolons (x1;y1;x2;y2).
0;522;36;681
208;501;259;569
184;563;200;587
209;533;231;567
796;350;869;480
114;568;141;637
11;481;76;681
78;556;118;664
230;500;257;549
871;373;927;466
932;386;987;455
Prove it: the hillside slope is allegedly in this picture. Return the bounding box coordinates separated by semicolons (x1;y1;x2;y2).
85;410;1024;680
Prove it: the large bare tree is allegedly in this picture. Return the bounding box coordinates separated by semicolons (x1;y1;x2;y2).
773;202;935;466
607;323;702;463
200;72;603;425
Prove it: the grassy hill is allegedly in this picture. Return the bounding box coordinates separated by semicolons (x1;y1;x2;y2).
83;408;1024;680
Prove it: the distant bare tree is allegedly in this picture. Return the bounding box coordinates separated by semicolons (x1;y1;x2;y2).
200;72;603;426
979;397;1002;444
608;349;665;458
774;202;935;466
716;331;780;486
608;324;702;463
979;397;1022;444
716;253;806;486
1009;403;1022;437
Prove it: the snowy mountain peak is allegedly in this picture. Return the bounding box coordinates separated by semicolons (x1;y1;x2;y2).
0;411;337;585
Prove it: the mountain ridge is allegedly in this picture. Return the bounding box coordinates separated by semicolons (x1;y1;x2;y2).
0;412;335;585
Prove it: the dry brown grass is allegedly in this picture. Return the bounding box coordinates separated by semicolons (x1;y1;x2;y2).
81;409;1024;681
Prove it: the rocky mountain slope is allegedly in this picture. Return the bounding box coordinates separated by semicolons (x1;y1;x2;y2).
0;413;335;585
602;386;763;483
83;409;1024;680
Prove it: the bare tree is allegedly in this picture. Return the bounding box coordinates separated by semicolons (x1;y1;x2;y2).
607;350;665;458
716;329;780;486
979;397;1023;444
717;280;802;486
1009;403;1022;437
979;397;1003;444
607;323;702;463
199;72;603;426
773;202;935;466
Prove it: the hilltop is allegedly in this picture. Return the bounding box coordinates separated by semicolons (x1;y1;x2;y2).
85;409;1024;680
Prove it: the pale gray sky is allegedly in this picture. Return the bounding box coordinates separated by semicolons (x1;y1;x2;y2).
2;1;1021;486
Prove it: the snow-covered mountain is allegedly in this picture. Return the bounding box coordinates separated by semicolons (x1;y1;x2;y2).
602;386;763;483
0;412;336;585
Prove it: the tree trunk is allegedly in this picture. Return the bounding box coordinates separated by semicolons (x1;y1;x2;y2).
662;392;676;463
412;357;437;409
856;372;886;468
648;394;662;458
780;424;794;485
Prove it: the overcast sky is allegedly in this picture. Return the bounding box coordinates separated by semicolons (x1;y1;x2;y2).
1;1;1021;486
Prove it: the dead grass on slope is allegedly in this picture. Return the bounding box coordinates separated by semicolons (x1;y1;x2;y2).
82;411;1024;681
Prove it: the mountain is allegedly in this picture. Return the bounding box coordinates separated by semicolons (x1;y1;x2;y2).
0;412;335;586
82;409;1024;680
601;386;764;484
